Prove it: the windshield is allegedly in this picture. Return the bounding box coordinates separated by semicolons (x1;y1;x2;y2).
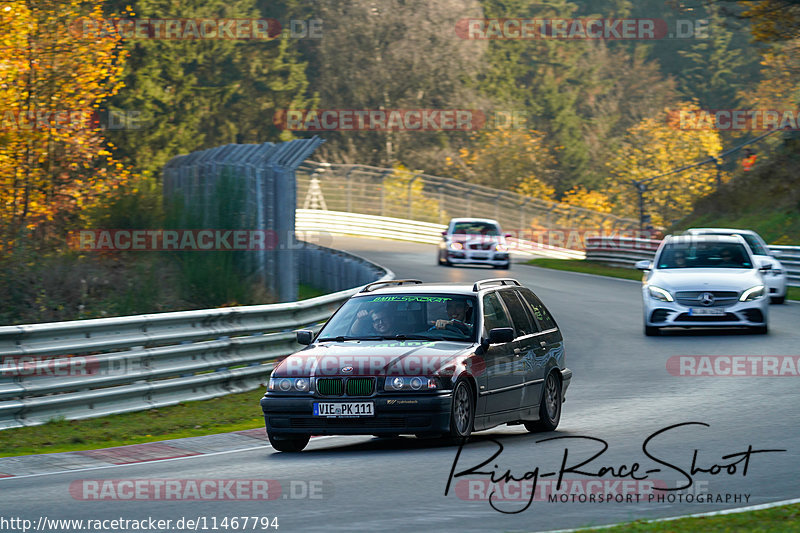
317;294;478;342
657;242;753;269
698;232;768;256
739;234;768;256
452;221;500;236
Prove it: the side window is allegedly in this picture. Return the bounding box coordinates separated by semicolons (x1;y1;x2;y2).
498;290;536;337
518;288;557;331
482;292;512;332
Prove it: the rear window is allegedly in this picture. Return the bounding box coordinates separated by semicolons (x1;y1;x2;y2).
482;292;512;332
518;288;557;331
498;290;536;337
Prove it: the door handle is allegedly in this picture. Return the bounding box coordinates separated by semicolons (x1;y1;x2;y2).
539;341;547;348
513;348;521;356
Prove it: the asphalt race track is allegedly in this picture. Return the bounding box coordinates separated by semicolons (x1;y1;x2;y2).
2;236;799;532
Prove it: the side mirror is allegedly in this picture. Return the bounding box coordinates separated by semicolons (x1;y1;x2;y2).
441;231;448;237
296;330;314;345
505;233;512;238
635;260;652;271
758;260;772;272
770;249;782;258
486;327;514;345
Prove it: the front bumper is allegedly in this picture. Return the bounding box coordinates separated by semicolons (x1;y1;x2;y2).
643;296;769;328
447;250;509;266
764;274;788;298
261;393;453;436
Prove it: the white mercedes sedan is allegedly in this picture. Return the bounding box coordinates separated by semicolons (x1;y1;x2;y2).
636;234;770;336
684;227;788;304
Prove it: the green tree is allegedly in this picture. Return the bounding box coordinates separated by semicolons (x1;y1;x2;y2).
103;0;314;176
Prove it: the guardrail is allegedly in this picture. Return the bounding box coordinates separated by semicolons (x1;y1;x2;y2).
296;209;586;260
0;248;392;430
769;245;800;287
584;237;800;287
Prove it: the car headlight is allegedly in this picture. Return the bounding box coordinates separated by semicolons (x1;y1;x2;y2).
383;376;438;392
495;244;508;252
449;242;463;250
647;286;673;302
268;377;311;393
740;285;765;302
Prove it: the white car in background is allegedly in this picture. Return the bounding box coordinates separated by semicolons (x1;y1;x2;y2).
685;228;788;304
637;234;771;336
437;218;511;269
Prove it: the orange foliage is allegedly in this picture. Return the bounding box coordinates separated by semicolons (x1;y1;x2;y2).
0;1;132;250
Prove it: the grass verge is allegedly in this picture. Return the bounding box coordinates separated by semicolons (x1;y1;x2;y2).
0;389;267;457
582;502;800;532
526;258;643;281
526;259;799;301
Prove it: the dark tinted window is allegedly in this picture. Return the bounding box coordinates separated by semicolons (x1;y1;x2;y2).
482;292;512;332
498;290;536;337
658;242;752;269
739;234;767;256
518;288;557;331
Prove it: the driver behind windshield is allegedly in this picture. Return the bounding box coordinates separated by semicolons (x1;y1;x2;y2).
433;299;473;335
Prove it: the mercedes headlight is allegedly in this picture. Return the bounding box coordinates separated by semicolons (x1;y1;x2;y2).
740;285;765;302
449;242;463;250
647;286;673;302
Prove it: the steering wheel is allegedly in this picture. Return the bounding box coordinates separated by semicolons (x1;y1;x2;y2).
428;321;470;335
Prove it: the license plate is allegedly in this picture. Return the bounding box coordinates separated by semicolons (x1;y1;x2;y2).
313;402;374;417
689;308;726;316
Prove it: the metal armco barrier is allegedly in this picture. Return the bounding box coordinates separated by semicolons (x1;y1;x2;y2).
585;237;800;287
0;249;392;430
296;209;586;260
770;245;800;287
584;236;662;268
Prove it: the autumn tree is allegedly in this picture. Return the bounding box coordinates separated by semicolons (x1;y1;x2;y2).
305;0;486;168
0;0;130;250
606;103;723;226
445;127;557;199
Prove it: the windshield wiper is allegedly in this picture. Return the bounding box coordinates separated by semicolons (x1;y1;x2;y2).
317;336;370;342
439;336;474;342
381;335;431;341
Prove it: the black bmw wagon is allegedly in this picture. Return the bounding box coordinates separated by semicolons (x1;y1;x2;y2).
261;278;572;451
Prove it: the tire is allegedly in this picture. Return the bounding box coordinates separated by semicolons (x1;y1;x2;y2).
268;432;309;452
752;325;769;334
493;262;510;270
771;296;785;304
644;325;660;336
524;371;562;433
448;380;475;439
